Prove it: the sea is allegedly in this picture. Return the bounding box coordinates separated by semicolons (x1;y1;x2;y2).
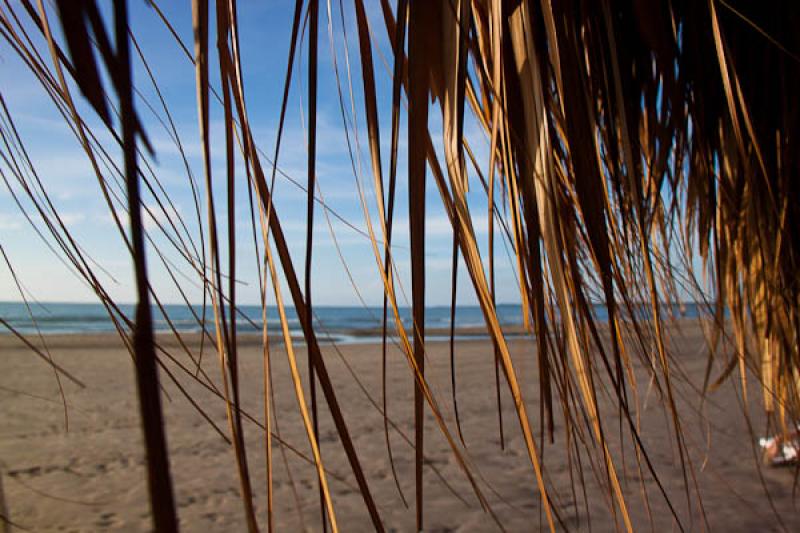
0;300;705;344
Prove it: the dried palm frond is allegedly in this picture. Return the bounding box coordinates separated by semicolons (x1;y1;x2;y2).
0;0;798;531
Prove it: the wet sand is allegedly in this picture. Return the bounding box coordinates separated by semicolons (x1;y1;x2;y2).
1;320;798;531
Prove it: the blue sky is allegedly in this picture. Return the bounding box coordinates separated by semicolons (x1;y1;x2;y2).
0;1;523;307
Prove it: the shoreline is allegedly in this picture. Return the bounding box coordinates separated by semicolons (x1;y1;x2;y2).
0;325;533;352
0;314;714;346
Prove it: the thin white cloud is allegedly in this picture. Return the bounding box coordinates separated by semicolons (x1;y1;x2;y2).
0;213;23;230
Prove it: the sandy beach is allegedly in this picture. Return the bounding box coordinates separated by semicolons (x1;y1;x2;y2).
1;320;798;531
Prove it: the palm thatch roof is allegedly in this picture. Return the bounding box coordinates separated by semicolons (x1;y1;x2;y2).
0;0;798;531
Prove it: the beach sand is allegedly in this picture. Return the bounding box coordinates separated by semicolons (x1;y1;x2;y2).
1;320;798;531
